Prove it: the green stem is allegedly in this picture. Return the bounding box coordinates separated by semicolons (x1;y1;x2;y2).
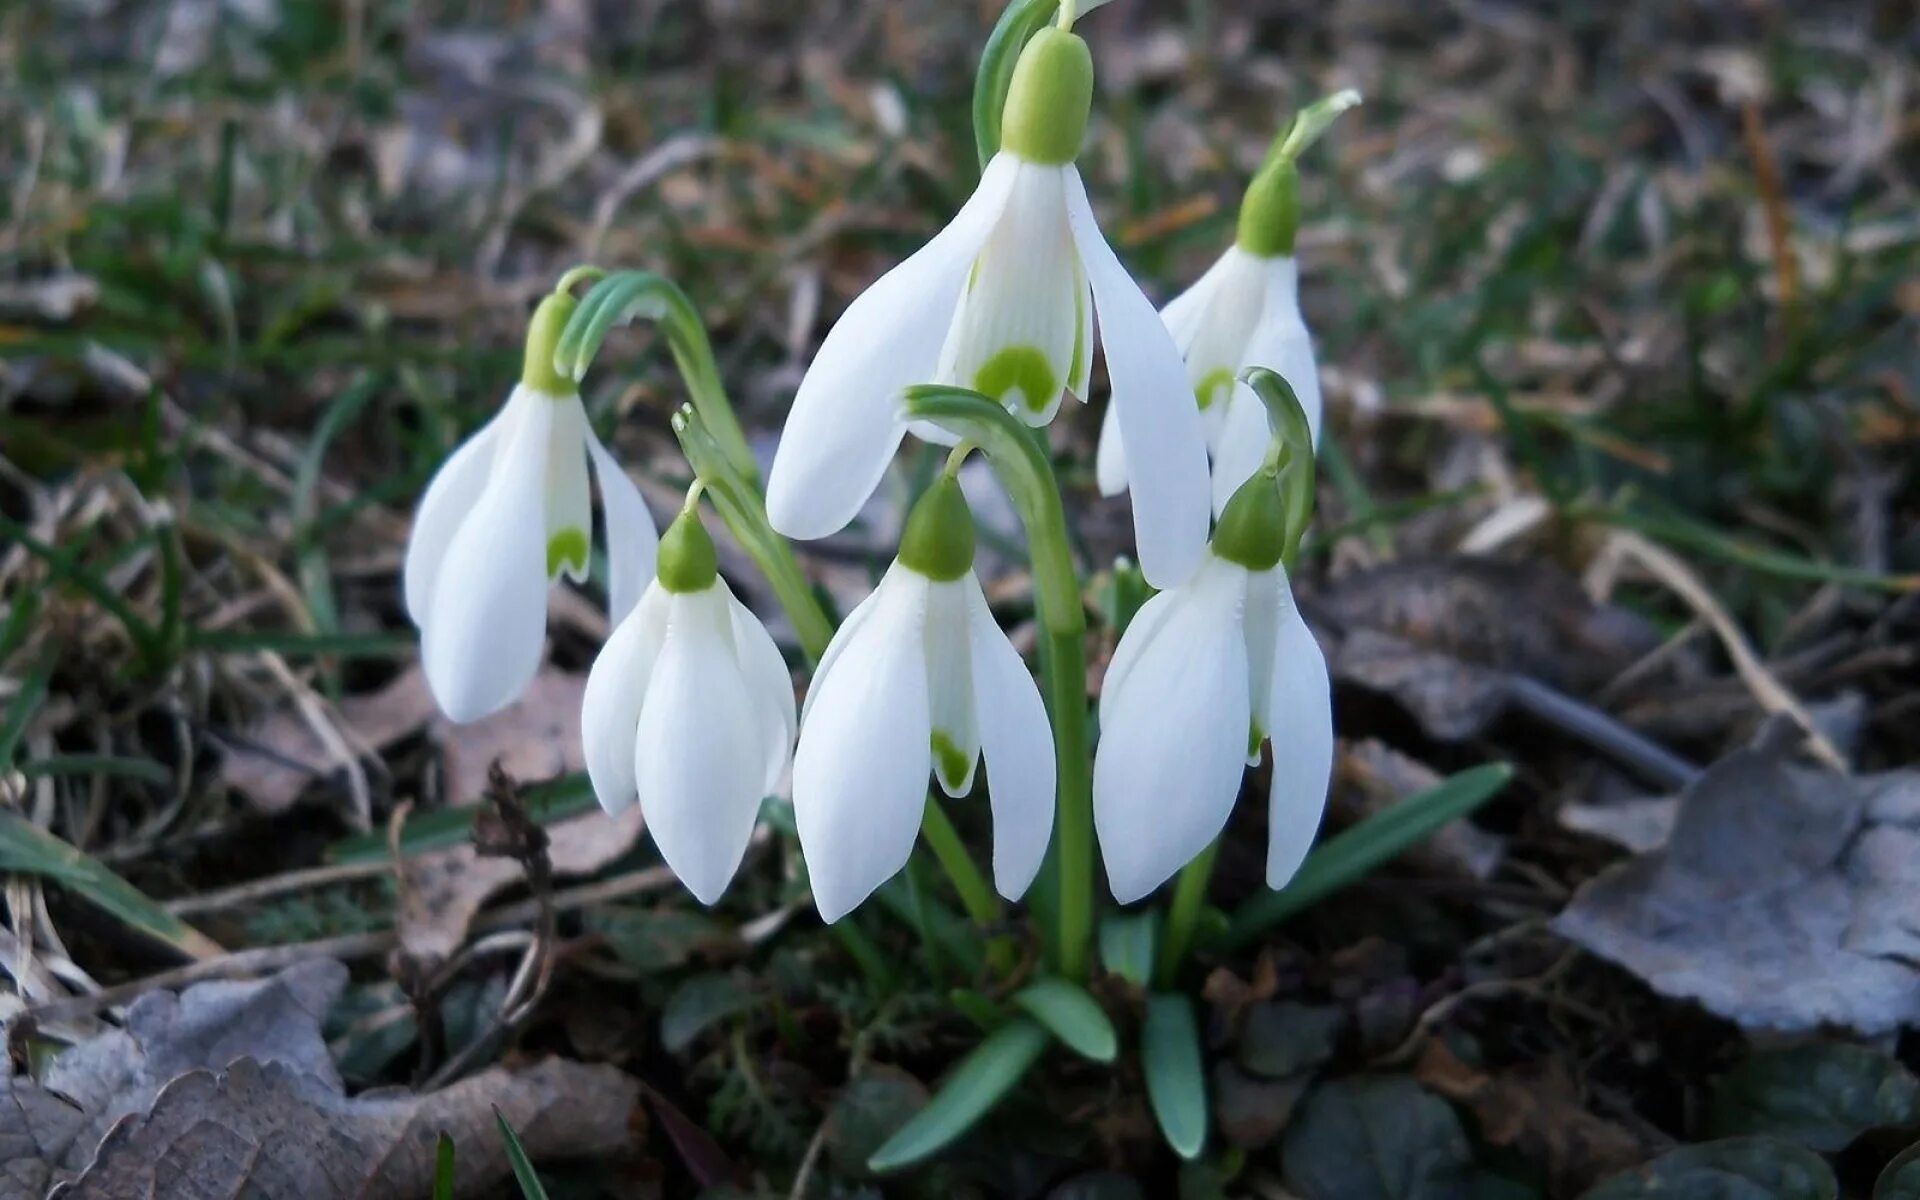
1154;840;1218;989
900;386;1094;979
972;0;1061;171
920;798;1017;974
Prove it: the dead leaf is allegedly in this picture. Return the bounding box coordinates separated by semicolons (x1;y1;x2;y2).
1415;1041;1653;1196
1553;748;1920;1034
1316;558;1662;741
2;961;639;1197
219;667;437;814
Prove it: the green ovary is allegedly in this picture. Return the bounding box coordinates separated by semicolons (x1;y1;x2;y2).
546;527;590;578
1194;367;1236;411
974;345;1058;416
931;729;974;793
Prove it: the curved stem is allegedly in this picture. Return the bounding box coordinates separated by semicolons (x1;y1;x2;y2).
1154;840;1217;989
972;0;1060;171
902;386;1094;979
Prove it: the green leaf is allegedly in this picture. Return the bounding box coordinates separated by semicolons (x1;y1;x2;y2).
1876;1140;1920;1199
1142;993;1208;1160
1709;1043;1920;1152
1581;1137;1837;1200
1014;977;1117;1063
494;1108;551;1200
660;971;757;1054
1282;1077;1474;1200
1099;909;1159;987
1224;763;1512;952
327;775;597;863
432;1133;455;1200
867;1017;1050;1173
0;812;223;960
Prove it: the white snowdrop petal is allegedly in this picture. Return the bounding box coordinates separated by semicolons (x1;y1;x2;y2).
543;395;594;584
1094;399;1128;497
923;578;979;798
940;162;1080;427
586;428;659;624
1063;166;1210;589
633;588;767;906
1242;565;1282;765
767;154;1021;540
964;580;1055;900
1093;559;1251;903
1096;584;1181;727
1158;248;1236;352
580;585;671;815
1209;387;1274;517
1180;248;1267;422
727;589;798;797
421;394;555;723
801;573;890;725
793;569;934;923
1068;260;1094;400
1263;578;1334;890
403;390;518;626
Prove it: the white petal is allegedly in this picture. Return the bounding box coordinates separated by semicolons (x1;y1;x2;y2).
1158;248;1237;352
767;154;1021;540
1095;398;1128;497
420;394;555;723
1263;573;1334;890
1209;387;1274;516
580;584;671;814
403;389;520;626
1092;558;1250;902
792;568;933;922
1212;255;1321;512
1063;166;1210;589
586;427;659;624
1181;248;1266;419
633;588;765;905
964;578;1054;900
1242;565;1282;766
938;162;1079;426
1068;258;1094;400
1096;583;1180;727
727;588;798;796
923;577;979;797
544;395;594;583
800;571;889;724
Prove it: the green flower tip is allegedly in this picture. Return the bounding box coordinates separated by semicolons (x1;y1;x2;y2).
521;290;579;397
898;476;976;582
1000;26;1093;166
656;508;719;594
1212;470;1287;572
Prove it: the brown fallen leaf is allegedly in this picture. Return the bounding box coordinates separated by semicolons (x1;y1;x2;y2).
3;961;639;1197
1415;1041;1653;1197
219;666;438;814
1553;745;1920;1034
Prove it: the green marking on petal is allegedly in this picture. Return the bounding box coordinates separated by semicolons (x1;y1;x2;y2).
1067;284;1088;391
1194;367;1236;412
931;729;974;793
975;344;1059;416
546;527;590;578
1248;723;1264;760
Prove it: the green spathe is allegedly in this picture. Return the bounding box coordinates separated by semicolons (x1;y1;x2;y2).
521;290;578;397
1212;470;1287;571
656;509;719;593
999;27;1093;166
898;476;977;582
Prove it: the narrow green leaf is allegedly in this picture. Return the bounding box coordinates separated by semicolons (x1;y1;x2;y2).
20;754;173;786
0;812;223;960
971;0;1059;169
1099;909;1159;987
327;775;597;863
432;1133;456;1200
867;1017;1049;1173
1223;763;1513;952
0;656;53;768
494;1108;551;1200
189;628;412;658
1013;977;1117;1063
1143;993;1208;1160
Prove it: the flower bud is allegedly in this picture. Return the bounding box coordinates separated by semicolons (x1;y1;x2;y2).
656;508;719;593
897;476;977;581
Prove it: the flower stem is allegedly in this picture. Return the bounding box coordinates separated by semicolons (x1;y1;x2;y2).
900;386;1095;980
1154;839;1218;989
921;798;1018;974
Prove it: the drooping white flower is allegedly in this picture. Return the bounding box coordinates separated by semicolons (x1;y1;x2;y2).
792;479;1055;922
1097;245;1322;515
765;27;1209;590
405;292;658;723
1092;483;1332;902
581;509;795;905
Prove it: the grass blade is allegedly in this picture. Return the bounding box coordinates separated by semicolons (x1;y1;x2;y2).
1013;977;1117;1063
494;1108;551;1200
1222;763;1513;953
868;1017;1050;1173
432;1132;455;1200
1143;993;1208;1160
0;812;223;960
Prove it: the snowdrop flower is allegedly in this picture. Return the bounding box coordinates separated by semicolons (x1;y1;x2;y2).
766;24;1209;589
1098;89;1359;515
405;290;659;722
794;478;1055;922
581;503;796;905
1093;471;1332;903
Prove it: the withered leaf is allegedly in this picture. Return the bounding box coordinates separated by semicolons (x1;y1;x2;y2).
1281;1076;1475;1200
